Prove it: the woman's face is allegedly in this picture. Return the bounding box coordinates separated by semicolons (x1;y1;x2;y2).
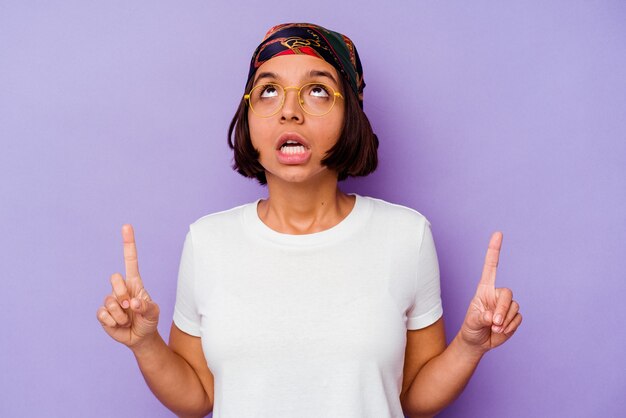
247;54;345;185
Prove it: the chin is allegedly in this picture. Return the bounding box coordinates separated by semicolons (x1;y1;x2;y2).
266;166;332;184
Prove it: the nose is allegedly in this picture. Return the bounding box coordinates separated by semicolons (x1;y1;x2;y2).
280;86;304;122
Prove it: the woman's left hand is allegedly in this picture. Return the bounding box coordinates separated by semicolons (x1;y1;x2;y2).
460;232;523;353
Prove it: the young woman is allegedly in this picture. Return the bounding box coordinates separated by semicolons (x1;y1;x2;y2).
97;23;522;418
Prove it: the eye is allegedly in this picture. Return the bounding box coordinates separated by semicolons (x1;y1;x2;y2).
307;84;330;98
258;84;279;99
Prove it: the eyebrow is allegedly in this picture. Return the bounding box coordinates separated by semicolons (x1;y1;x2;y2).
253;70;338;86
309;70;338;85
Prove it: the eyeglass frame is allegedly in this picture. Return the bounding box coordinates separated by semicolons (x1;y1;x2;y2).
243;82;344;118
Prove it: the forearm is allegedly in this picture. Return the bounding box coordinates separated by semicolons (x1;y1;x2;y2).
130;332;212;418
403;333;485;417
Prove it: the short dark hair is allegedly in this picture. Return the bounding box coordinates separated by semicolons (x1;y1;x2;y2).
227;76;379;185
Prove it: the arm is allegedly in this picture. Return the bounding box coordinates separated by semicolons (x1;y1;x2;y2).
97;225;213;417
400;319;483;418
130;323;214;418
401;232;523;417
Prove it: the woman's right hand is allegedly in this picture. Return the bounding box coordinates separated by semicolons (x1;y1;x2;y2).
97;224;160;349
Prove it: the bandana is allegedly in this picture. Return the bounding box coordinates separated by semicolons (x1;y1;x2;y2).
246;23;365;108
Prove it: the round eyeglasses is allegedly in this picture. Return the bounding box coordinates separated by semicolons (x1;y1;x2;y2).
243;83;344;118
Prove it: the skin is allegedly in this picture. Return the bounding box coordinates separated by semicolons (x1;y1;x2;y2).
97;225;213;417
400;232;523;417
96;54;522;418
248;54;355;234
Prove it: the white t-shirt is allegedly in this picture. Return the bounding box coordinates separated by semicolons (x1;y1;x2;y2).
173;194;443;418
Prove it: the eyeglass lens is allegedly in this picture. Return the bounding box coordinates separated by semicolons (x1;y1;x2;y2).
248;83;336;117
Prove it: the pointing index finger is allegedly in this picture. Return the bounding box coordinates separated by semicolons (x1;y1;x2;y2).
122;224;142;287
479;231;503;287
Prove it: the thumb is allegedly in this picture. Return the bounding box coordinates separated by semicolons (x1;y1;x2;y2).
130;289;160;320
467;309;493;330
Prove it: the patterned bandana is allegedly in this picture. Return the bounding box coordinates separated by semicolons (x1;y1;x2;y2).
247;23;365;108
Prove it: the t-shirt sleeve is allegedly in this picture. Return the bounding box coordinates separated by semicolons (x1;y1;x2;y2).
172;230;202;336
406;221;443;330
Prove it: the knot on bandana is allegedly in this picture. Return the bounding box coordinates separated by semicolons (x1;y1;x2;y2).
247;23;365;108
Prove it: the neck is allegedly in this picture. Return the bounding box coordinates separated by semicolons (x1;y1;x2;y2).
259;172;355;234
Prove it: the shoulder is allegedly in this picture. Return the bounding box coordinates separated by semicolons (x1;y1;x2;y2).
359;195;432;229
188;201;257;236
355;195;433;250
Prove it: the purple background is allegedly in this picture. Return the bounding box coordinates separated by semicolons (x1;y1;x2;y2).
1;1;625;417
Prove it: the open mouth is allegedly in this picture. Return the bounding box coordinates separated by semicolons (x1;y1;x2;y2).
279;140;307;154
